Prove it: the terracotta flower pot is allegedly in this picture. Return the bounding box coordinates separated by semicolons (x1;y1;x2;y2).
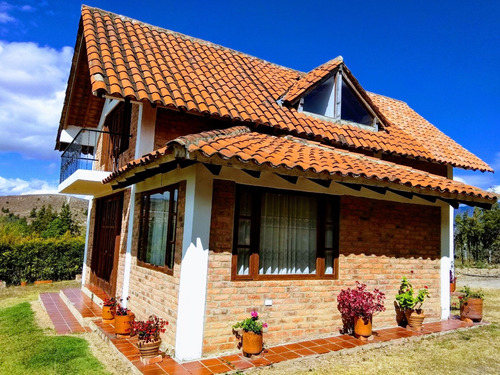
137;339;161;359
102;306;116;320
405;309;425;331
20;281;27;287
450;277;457;292
115;314;133;335
242;331;263;356
354;315;372;338
460;298;483;322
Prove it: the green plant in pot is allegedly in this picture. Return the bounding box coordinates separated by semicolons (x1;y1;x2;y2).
337;282;386;339
131;315;168;359
459;286;484;322
395;276;430;331
233;311;268;356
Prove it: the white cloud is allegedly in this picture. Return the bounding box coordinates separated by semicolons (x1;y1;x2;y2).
490;186;500;194
0;11;14;23
0;41;72;160
0;175;58;195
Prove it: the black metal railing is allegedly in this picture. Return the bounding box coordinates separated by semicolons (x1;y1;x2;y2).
59;129;128;184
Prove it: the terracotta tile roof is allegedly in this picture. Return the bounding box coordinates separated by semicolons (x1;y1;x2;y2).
282;57;343;104
77;5;492;172
105;127;496;204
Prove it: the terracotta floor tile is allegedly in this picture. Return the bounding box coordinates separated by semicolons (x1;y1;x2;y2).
247;357;271;366
267;345;289;354
295;347;317;357
183;367;213;375
231;360;254;370
283;343;304;351
324;343;343;351
299;340;319;348
263;353;287;363
179;361;205;371
309;345;331;354
205;363;232;373
218;354;241;362
200;358;222;367
142;367;167;375
279;351;302;360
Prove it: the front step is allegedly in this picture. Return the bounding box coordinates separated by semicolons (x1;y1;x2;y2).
59;288;102;327
39;293;89;334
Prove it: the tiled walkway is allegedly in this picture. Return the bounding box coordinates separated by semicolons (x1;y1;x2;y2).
40;288;486;375
62;288;102;319
39;292;90;334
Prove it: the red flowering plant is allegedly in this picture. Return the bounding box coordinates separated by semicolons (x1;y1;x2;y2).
102;297;118;307
131;315;168;343
395;277;430;313
337;282;386;334
115;297;130;316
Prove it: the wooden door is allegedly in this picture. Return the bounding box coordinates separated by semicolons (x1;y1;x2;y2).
90;192;123;296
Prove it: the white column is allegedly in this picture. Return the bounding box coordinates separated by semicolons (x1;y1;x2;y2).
121;185;136;307
81;197;93;286
440;204;454;319
175;167;213;361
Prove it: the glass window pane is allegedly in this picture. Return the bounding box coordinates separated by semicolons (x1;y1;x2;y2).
325;250;334;275
145;191;170;266
341;79;373;125
259;192;317;275
238;218;251;246
325;224;334;249
237;248;250;275
239;189;252;216
303;76;336;118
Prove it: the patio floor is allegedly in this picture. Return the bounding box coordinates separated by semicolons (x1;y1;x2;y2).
40;288;486;375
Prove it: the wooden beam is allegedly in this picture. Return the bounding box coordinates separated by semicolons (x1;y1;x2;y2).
414;193;437;203
363;185;387;195
387;188;413;200
276;174;298;184
308;178;331;188
337;182;362;191
203;163;222;176
242;169;261;178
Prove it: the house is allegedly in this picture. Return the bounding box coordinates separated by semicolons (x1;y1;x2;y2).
55;5;497;361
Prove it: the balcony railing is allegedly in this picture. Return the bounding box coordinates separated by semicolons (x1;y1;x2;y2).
59;128;128;184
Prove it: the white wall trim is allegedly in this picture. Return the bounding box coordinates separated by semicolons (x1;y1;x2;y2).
97;98;120;130
81;198;93;287
175;166;213;361
440;204;453;319
121;185;135;307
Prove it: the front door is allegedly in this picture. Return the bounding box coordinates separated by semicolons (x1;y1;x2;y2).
90;192;123;296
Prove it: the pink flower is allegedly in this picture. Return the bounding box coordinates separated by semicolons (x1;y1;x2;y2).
250;311;258;318
262;323;268;328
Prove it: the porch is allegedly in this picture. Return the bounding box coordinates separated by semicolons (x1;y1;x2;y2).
39;286;485;375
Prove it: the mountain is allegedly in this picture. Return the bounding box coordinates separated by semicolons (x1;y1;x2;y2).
0;194;89;226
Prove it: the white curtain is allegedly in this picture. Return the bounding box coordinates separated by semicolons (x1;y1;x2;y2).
146;191;170;266
259;192;317;275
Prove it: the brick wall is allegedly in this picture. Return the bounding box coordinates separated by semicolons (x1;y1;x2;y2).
203;180;442;355
115;181;186;354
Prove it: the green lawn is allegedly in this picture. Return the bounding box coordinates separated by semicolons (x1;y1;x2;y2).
0;282;109;375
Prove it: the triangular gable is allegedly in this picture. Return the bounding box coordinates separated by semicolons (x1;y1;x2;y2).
282;59;389;130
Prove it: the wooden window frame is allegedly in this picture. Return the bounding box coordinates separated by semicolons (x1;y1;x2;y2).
231;185;340;281
137;184;179;275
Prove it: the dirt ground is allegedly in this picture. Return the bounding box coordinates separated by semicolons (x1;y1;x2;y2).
456;268;500;289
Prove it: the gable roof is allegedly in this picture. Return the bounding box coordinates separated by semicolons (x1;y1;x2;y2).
59;5;493;175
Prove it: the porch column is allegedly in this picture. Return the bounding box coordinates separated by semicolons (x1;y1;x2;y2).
81;197;93;286
440;204;453;319
175;166;213;361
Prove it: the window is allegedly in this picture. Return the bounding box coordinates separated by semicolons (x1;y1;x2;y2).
138;184;179;273
232;186;339;280
301;71;377;129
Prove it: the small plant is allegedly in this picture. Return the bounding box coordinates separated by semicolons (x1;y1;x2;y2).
115;297;130;316
395;277;430;312
131;315;168;343
233;310;268;334
459;286;484;306
337;282;386;333
102;297;118;307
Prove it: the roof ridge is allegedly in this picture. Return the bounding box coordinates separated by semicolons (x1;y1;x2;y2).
168;126;251;148
81;5;302;76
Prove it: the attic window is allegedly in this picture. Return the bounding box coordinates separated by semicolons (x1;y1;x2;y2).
301;72;378;129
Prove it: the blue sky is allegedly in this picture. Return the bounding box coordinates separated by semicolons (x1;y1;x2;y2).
0;0;498;195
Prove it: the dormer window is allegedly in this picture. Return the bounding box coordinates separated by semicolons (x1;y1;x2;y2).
300;71;379;130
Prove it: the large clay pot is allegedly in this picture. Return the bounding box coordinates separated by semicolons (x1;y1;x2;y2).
102;306;116;321
460;298;483;322
242;331;263;356
354;315;372;338
115;314;133;335
405;309;425;331
137;339;161;359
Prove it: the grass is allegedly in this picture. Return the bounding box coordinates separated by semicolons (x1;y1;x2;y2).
254;287;500;375
0;281;110;375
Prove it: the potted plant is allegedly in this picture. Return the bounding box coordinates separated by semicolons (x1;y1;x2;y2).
131;315;168;359
337;282;386;339
101;297;118;321
395;277;430;331
459;286;484;322
233;311;268;356
114;297;133;336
